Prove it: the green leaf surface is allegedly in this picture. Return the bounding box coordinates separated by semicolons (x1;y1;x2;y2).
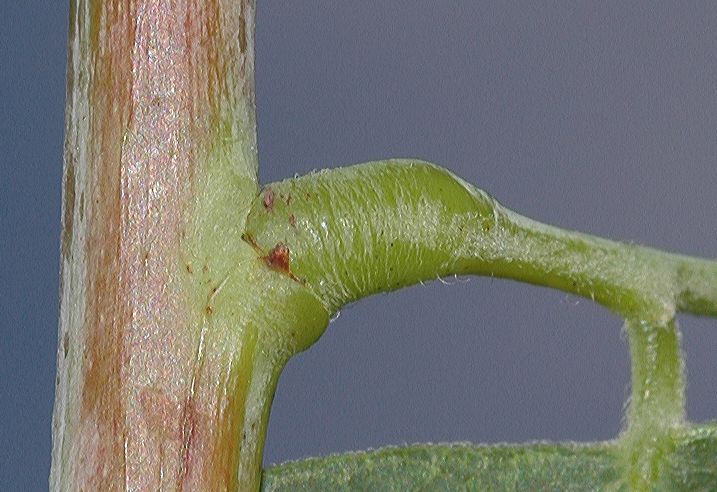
262;424;717;491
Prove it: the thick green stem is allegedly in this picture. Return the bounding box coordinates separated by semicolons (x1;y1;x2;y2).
243;159;716;489
626;318;685;430
244;160;717;322
620;318;685;489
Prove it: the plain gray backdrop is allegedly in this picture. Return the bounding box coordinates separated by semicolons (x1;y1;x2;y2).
2;2;717;490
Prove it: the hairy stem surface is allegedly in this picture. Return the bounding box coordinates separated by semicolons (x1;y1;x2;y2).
245;159;717;489
245;160;717;322
51;1;325;490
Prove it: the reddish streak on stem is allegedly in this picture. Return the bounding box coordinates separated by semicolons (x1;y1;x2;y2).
242;234;302;282
262;187;275;210
61;0;257;490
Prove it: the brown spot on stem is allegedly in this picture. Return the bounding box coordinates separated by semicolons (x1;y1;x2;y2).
265;242;290;272
289;214;296;227
63;331;70;358
238;12;247;53
262;187;274;210
79;191;85;220
264;242;302;282
61;159;76;261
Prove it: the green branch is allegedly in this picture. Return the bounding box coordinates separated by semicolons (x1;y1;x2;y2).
244;160;717;321
243;159;717;490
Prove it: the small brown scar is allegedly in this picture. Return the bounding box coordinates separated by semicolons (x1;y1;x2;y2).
63;332;69;358
242;234;303;283
262;187;275;211
205;276;229;317
265;242;290;272
286;193;292;206
186;263;193;274
265;242;302;283
289;214;296;227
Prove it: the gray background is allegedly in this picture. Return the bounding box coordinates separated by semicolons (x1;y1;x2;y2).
2;2;717;489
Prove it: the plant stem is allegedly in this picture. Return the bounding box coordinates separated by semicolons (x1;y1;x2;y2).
54;1;716;487
625;318;685;429
245;160;717;322
620;318;685;489
51;1;324;490
246;159;712;489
